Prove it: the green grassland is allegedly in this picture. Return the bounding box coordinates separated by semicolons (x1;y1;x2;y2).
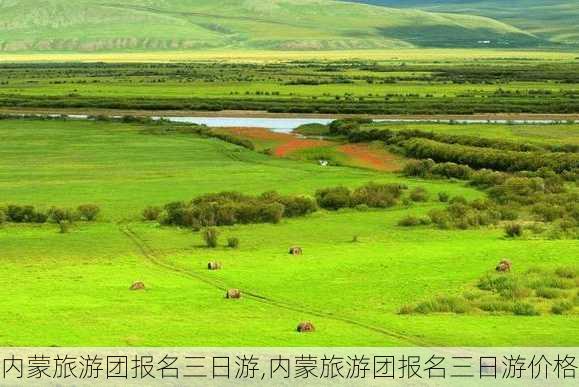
364;122;579;147
346;1;579;45
0;118;577;346
0;0;542;53
1;59;577;115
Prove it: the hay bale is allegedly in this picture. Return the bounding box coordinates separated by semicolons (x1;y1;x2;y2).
496;259;512;273
289;246;303;256
226;289;241;299
129;281;145;291
208;262;222;270
297;321;315;333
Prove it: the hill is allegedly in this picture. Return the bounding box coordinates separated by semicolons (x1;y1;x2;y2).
0;0;541;52
342;1;579;45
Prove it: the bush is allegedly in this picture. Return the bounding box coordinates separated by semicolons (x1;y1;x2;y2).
142;206;162;221
478;301;514;313
409;187;429;202
414;296;470;314
428;209;451;229
504;223;524;238
555;266;577;279
279;196;317;218
6;205;38;223
0;208;6;225
77;204;100;221
227;237;239;249
551;301;573;315
202;228;220;248
535;287;563;299
402;159;434;178
48;207;76;224
513;302;540;316
351;183;403;208
398;216;421;227
398;215;430;227
58;221;71;234
315;186;351;210
438;192;450;203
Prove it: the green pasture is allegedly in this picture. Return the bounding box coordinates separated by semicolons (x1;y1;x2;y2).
0;118;577;346
366;122;579;146
3;79;576;100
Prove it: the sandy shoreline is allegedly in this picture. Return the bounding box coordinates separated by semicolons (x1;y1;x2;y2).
1;107;578;121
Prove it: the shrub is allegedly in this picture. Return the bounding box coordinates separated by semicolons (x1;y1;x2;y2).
6;205;37;223
478;301;514;313
398;216;422;227
438;192;450;203
315;186;351;210
409;187;429;202
414;296;470;314
48;207;76;224
504;223;523;238
398;305;414;315
0;208;6;225
227;237;239;249
258;203;284;224
77;204;100;221
513;302;540;316
202;228;220;248
535;287;563;299
58;221;71;234
280;196;317;217
351;183;403;208
551;301;573;315
402;159;434;178
428;209;451;229
555;266;577;279
142;206;162;221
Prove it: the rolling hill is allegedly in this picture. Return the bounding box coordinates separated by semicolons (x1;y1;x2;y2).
342;1;579;45
0;0;542;52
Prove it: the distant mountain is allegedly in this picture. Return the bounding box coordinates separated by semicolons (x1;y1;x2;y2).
341;1;579;45
0;0;542;52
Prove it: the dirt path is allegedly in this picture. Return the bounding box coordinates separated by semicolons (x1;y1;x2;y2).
119;224;425;345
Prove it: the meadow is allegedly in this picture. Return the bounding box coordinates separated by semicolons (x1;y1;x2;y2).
1;57;578;115
0;117;577;347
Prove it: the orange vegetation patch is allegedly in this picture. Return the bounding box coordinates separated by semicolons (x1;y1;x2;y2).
214;127;290;142
339;143;402;172
274;138;332;157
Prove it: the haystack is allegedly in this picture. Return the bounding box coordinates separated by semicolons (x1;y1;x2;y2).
226;289;241;299
129;281;145;291
208;262;222;270
297;321;315;333
496;259;512;273
289;246;303;256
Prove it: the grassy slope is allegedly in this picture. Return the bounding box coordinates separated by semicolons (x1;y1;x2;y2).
0;118;577;346
344;0;579;45
0;0;539;52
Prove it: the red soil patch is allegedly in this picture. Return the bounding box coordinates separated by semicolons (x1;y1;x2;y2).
339;144;401;172
274;138;331;157
214;127;331;157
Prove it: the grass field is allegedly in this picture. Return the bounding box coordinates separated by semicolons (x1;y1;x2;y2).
365;122;579;146
1;48;577;63
0;118;577;347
